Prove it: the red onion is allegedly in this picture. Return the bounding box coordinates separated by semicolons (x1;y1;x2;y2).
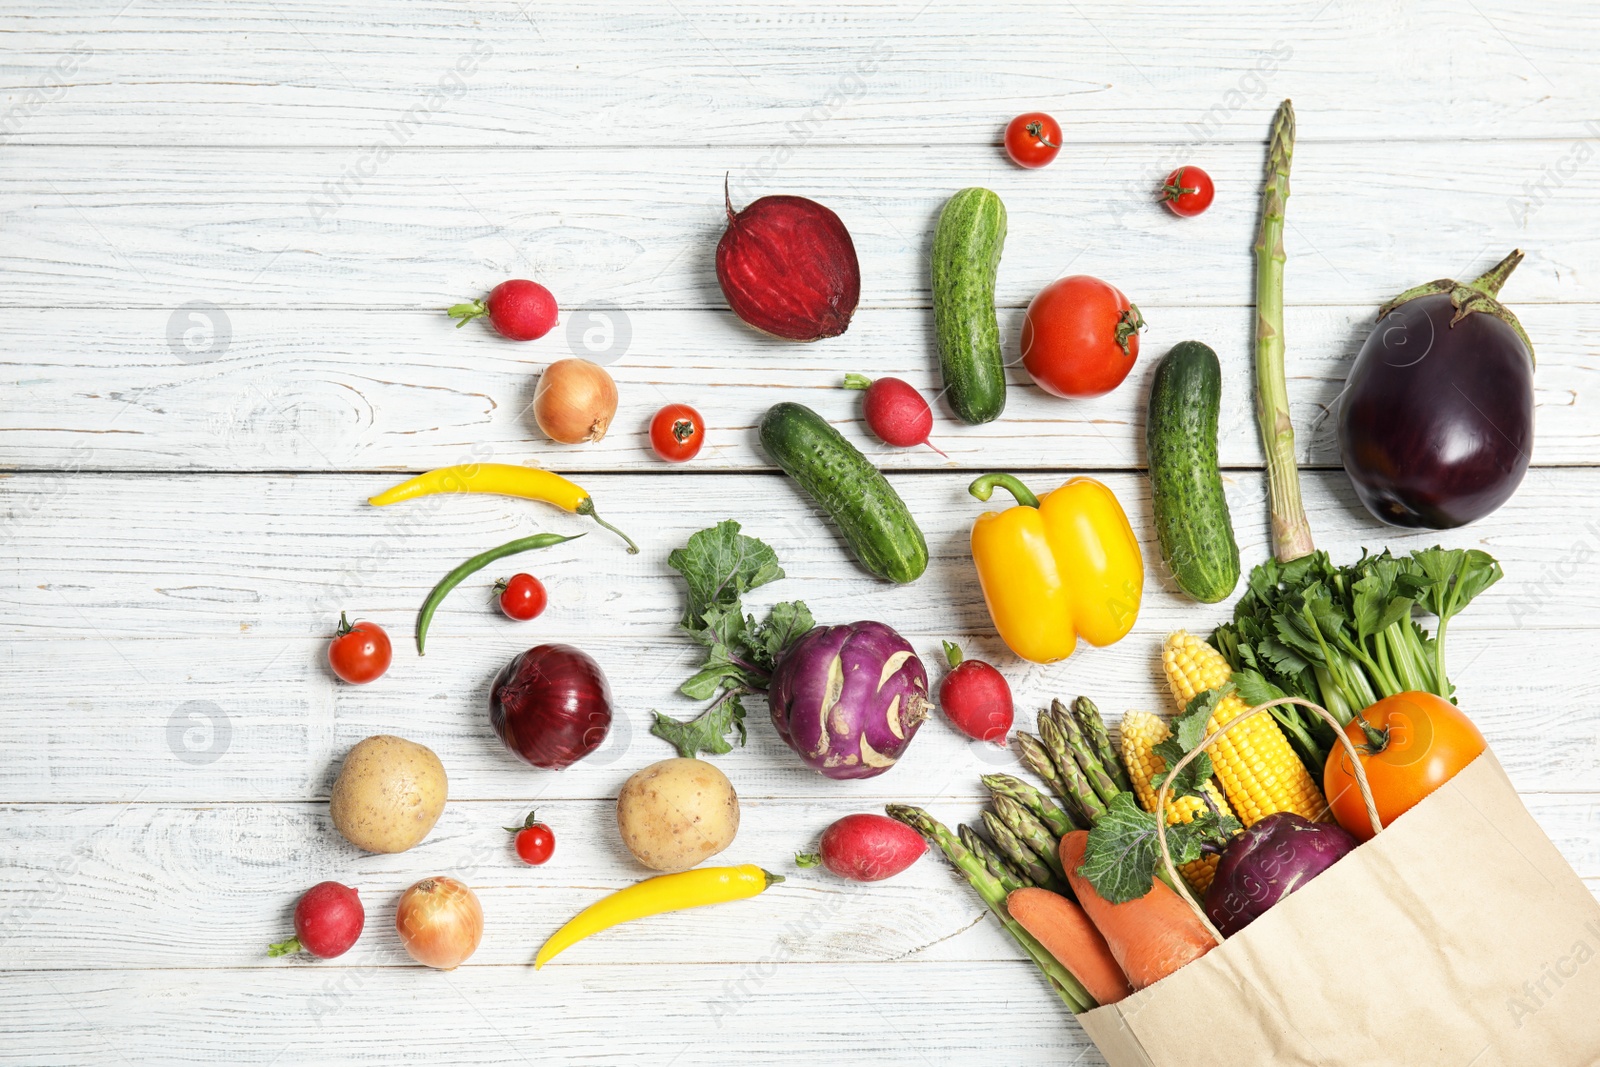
489;644;612;770
716;183;860;342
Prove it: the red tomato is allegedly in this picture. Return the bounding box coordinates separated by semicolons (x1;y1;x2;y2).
1161;166;1215;217
506;811;555;865
1019;275;1144;398
650;404;705;462
496;573;547;621
1323;691;1486;842
1004;112;1062;169
327;613;391;684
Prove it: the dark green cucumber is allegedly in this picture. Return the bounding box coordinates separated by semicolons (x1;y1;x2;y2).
759;402;928;584
1146;341;1240;603
932;188;1007;424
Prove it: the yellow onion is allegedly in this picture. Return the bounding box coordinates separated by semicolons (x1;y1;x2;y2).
534;358;618;444
395;876;483;970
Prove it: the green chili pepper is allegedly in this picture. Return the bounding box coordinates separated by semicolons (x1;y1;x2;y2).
417;532;583;654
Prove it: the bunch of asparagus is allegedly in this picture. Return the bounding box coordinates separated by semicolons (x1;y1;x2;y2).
887;697;1133;1013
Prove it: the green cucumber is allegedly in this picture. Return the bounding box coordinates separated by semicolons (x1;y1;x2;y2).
759;402;928;584
932;188;1007;424
1146;340;1240;603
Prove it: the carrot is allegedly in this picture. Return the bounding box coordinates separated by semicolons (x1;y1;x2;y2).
1006;887;1133;1006
1059;830;1217;990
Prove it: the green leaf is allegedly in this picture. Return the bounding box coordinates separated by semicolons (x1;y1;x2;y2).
794;852;822;868
677;644;747;700
1149;744;1214;798
1079;794;1163;904
747;600;814;673
667;520;784;636
650;692;748;759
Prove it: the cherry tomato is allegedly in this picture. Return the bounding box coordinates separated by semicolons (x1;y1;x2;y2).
327;613;391;684
506;810;555;865
1161;166;1215;217
1003;112;1062;169
1019;275;1144;398
1323;691;1487;842
495;573;547;621
650;403;705;463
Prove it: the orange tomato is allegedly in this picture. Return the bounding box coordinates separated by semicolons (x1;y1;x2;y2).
1323;691;1486;842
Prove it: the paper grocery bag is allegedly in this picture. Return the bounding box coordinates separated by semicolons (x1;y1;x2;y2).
1077;750;1600;1067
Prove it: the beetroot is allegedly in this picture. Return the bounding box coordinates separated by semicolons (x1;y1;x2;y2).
715;183;860;342
269;881;364;959
489;644;613;770
769;621;931;779
843;374;946;456
799;813;928;882
936;641;1012;744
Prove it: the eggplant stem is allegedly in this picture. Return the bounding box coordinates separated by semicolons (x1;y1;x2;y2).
1252;99;1315;563
1469;249;1524;299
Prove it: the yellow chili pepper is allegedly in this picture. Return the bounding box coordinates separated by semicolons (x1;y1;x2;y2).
967;473;1143;664
368;463;638;554
534;864;782;968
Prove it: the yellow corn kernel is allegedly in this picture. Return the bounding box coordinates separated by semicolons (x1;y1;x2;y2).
1120;710;1231;894
1162;631;1328;826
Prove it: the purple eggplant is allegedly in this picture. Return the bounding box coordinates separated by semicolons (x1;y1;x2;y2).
1204;812;1358;937
768;620;931;780
1337;250;1535;529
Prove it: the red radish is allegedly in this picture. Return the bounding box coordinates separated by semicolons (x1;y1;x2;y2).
842;374;947;456
268;881;364;959
797;813;928;882
716;180;860;341
937;641;1013;745
448;280;558;341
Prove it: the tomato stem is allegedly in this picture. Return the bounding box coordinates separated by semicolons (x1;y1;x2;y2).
1023;120;1059;148
334;611;355;638
1113;304;1145;355
1161;167;1200;202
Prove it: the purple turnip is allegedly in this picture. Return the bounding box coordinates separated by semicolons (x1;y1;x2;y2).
1337;250;1535;529
1204;813;1357;938
768;621;931;779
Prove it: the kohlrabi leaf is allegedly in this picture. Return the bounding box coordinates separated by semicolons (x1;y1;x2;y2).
650;692;748;759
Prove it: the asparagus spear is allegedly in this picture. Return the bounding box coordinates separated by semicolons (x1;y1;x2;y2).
887;804;1094;1013
959;824;1030;891
1049;700;1121;806
1015;731;1080;815
992;794;1068;884
982;772;1078;837
981;810;1066;893
1254;98;1314;562
1037;713;1109;822
1071;696;1133;795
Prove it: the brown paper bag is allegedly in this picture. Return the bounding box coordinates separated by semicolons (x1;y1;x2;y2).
1078;746;1600;1067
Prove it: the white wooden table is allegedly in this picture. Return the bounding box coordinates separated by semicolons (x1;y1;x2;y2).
2;3;1596;1063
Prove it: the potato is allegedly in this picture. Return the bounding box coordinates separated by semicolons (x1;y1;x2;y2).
616;757;739;872
330;734;448;854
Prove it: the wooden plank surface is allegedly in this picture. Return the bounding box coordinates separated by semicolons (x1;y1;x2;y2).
0;142;1593;312
0;303;1595;472
2;2;1592;145
3;3;1598;1066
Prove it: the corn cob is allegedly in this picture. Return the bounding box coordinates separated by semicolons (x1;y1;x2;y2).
1162;631;1328;825
1119;709;1231;893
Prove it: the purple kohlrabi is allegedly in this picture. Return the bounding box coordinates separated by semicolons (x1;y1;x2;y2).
768;620;931;780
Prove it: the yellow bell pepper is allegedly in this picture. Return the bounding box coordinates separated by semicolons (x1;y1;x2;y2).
967;473;1143;664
